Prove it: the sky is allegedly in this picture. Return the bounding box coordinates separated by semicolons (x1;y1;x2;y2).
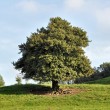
0;0;110;85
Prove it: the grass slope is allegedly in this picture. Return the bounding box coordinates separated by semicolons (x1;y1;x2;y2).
86;76;110;84
0;84;110;110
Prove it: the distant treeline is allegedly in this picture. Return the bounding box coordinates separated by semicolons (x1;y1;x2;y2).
75;62;110;83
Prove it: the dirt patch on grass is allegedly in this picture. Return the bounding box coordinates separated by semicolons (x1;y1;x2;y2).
30;88;85;96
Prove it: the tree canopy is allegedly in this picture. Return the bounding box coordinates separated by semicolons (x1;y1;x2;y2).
13;17;93;90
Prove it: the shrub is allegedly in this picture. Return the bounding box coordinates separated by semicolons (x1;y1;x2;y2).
0;74;5;86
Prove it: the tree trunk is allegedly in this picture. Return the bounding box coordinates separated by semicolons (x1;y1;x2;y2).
52;80;59;91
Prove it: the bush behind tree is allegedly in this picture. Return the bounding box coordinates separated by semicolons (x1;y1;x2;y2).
75;62;110;83
16;75;22;85
0;74;5;86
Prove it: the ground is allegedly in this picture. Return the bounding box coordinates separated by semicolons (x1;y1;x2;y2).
30;87;85;96
0;78;110;110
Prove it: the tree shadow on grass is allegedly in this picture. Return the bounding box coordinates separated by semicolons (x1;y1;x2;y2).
0;84;85;95
0;84;52;95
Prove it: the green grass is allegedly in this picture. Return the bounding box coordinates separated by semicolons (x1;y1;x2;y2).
0;80;110;110
86;76;110;84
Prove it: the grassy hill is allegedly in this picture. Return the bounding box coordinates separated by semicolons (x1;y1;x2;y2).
86;76;110;84
0;83;110;110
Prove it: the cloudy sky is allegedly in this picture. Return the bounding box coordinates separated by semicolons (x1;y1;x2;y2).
0;0;110;85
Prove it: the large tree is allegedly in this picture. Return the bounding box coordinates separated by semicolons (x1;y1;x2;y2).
13;17;93;90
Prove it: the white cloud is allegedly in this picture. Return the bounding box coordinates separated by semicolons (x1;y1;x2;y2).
16;0;55;14
96;7;110;28
85;45;110;67
17;0;39;13
104;46;110;52
64;0;85;11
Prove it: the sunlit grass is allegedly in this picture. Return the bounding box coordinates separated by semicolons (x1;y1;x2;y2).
0;81;110;110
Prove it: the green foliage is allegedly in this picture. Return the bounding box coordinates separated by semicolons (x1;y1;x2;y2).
0;74;5;86
13;17;93;84
75;62;110;83
0;84;110;110
98;62;110;77
16;75;22;85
